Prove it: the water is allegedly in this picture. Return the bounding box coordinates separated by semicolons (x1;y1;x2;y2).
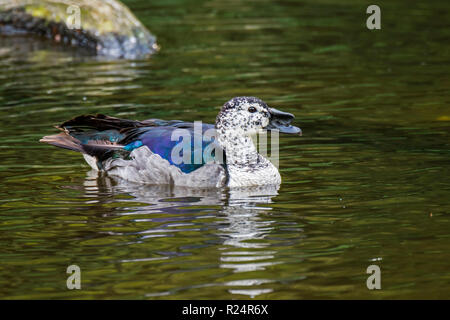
0;0;449;299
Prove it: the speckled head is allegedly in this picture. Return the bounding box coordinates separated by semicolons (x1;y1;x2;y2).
215;96;301;136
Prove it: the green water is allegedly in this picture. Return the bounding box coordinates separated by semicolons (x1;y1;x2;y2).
0;0;449;299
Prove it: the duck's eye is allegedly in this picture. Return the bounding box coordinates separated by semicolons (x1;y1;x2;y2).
248;106;257;113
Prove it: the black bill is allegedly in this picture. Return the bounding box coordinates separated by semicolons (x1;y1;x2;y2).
266;107;302;135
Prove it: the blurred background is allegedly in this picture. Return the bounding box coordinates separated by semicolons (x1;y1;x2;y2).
0;0;449;299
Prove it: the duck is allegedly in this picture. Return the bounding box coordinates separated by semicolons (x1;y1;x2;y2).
40;97;301;188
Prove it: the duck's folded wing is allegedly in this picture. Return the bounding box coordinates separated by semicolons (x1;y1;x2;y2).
40;131;128;164
40;114;225;173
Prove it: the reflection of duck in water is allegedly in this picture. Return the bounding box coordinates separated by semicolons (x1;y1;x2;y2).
41;97;301;188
